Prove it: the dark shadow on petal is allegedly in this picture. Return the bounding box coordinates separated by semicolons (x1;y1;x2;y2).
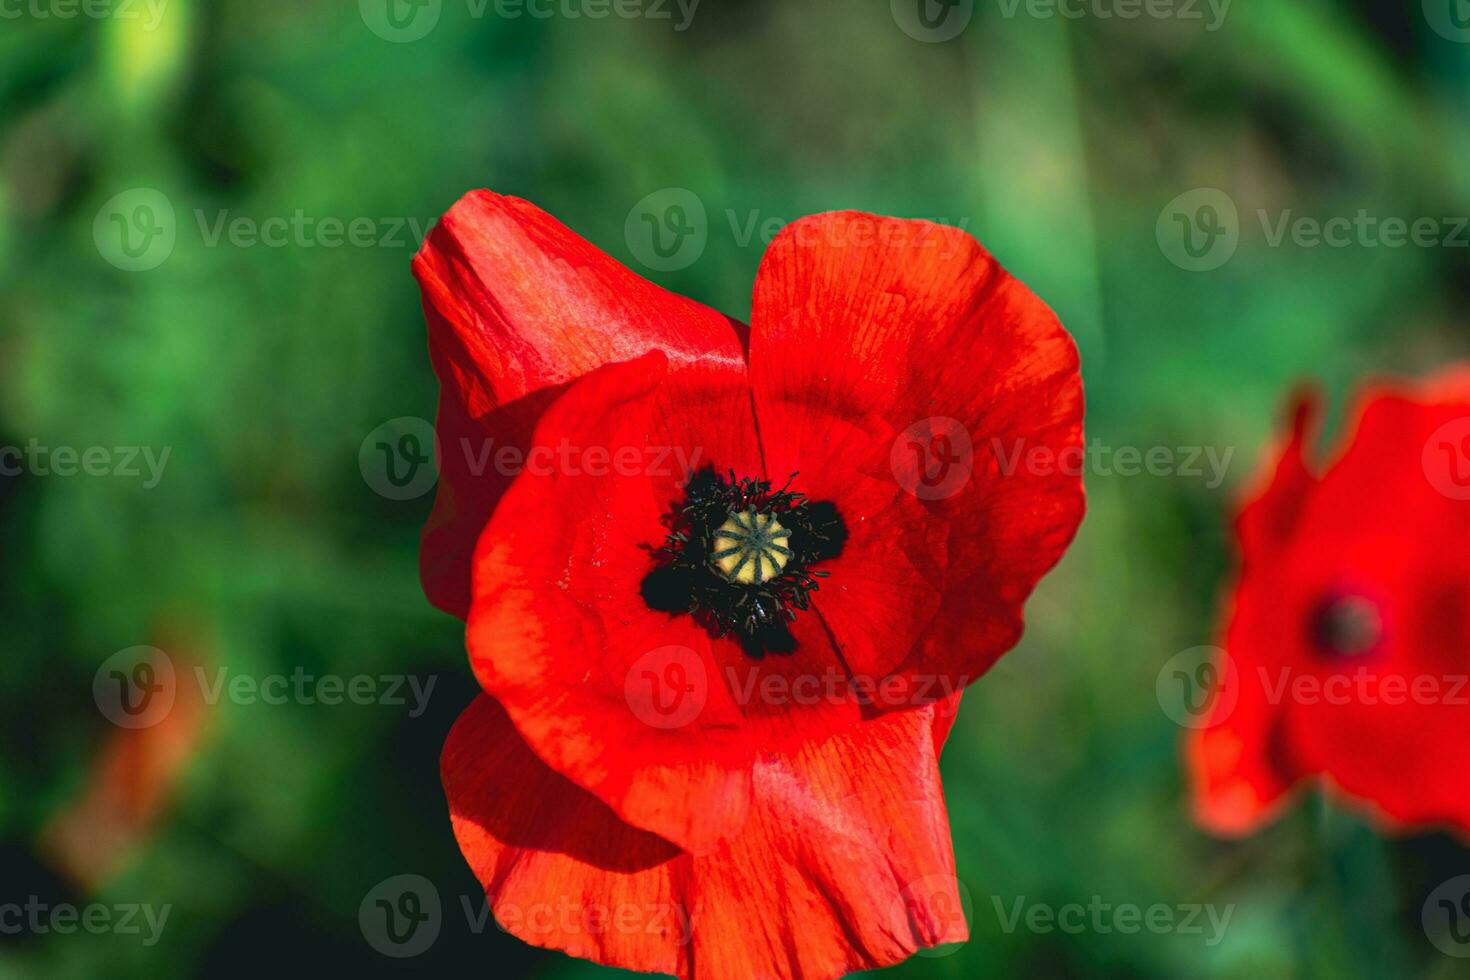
442;697;681;875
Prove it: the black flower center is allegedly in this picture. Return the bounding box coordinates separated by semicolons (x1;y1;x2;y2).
640;467;848;658
1309;594;1383;659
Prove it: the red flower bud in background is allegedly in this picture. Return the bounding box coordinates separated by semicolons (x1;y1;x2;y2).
1190;370;1470;839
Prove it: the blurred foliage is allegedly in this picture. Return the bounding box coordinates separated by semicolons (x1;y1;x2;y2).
3;0;1470;977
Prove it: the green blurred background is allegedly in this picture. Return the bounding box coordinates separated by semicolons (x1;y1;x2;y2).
4;0;1470;977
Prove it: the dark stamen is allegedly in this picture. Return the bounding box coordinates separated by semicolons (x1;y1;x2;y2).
640;466;847;658
1309;594;1383;659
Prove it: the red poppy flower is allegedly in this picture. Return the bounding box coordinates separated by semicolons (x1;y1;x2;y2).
417;191;1085;979
41;623;209;889
1188;370;1470;839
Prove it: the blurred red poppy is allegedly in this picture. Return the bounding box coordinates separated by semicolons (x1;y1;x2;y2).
42;624;209;890
418;192;1085;979
1189;371;1470;839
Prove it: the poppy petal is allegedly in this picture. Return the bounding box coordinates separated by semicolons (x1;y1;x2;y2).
466;352;882;853
1236;388;1320;558
414;191;746;618
1187;620;1300;836
1272;380;1470;833
442;694;968;980
748;213;1084;697
1187;392;1319;835
40;628;210;887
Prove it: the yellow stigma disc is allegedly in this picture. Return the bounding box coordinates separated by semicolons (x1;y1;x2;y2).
710;509;793;585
